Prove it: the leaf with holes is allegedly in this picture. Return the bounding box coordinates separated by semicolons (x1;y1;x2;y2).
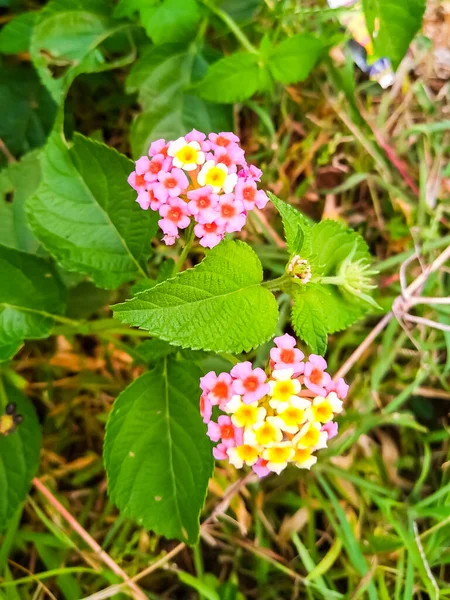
112;240;279;353
27;132;158;289
104;359;213;544
0;244;66;361
0;383;42;530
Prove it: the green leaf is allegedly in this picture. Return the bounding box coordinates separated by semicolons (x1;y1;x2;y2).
0;245;66;361
0;382;42;530
266;34;324;85
30;0;127;103
218;0;263;23
309;219;371;276
192;52;264;103
126;44;194;111
362;0;426;70
104;359;213;544
131;95;232;159
27;132;158;289
0;151;41;254
113;240;279;353
139;0;201;45
0;64;56;161
128;46;232;157
291;285;328;355
268;192;312;256
302;282;366;335
135;338;177;364
0;11;37;54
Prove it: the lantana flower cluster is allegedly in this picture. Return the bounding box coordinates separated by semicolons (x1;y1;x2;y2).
128;130;268;248
199;334;348;477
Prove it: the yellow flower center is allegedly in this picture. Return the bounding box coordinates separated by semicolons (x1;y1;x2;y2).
236;444;259;463
255;422;279;445
281;407;305;427
297;425;320;448
311;401;333;423
272;380;296;402
293;447;312;464
234;405;259;427
205;166;227;187
265;445;293;464
175;145;198;164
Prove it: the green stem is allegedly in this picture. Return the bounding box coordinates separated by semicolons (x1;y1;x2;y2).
262;273;291;291
202;1;259;54
319;276;344;286
173;224;196;275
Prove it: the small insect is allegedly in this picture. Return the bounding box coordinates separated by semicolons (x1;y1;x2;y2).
0;403;24;436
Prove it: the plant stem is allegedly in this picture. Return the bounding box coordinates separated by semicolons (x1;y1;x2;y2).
262;273;291;291
173;224;196;275
202;0;259;54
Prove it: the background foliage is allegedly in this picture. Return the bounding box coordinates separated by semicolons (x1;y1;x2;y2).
1;0;450;598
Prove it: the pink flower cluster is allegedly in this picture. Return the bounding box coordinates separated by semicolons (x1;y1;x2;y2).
128;130;268;248
199;334;349;477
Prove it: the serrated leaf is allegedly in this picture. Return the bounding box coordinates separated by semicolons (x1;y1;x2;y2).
104;359;213;544
0;383;42;530
131;95;232;158
267;34;324;85
140;0;201;45
291;285;328;355
135;338;177;364
113;240;279;353
0;151;41;253
303;282;367;334
27;132;158;289
192;52;264;103
268;192;312;256
0;244;66;361
309;219;371;275
0;64;56;161
0;11;37;54
362;0;426;70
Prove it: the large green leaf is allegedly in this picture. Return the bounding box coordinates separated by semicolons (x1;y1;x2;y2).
0;152;41;253
0;245;66;361
0;64;56;161
291;285;328;355
113;240;279;353
0;383;42;530
27;132;158;289
30;0;130;103
0;11;37;54
128;45;232;157
139;0;201;45
266;34;324;85
131;95;232;159
192;52;265;103
309;220;371;276
104;359;213;544
362;0;426;70
126;44;194;111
